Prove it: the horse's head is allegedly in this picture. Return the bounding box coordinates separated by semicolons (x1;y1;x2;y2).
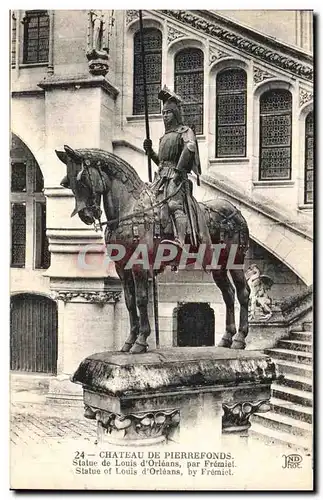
56;145;110;226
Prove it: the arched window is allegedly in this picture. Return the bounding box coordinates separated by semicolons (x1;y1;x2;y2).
10;134;50;269
133;28;162;115
22;10;49;64
216;68;247;157
259;89;292;180
174;48;204;134
304;111;313;204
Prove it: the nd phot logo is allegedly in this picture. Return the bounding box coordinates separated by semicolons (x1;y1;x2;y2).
282;454;303;469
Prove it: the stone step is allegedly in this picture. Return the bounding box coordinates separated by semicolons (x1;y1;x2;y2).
302;322;313;331
273;359;312;378
280;373;312;392
277;339;312;353
265;348;312;365
250;422;312;452
252;411;312;439
290;331;312;342
272;383;313;408
270;397;312;424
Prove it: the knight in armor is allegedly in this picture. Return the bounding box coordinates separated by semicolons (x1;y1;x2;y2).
143;86;203;248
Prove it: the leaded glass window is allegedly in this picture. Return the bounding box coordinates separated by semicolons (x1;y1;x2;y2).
11;12;16;66
216;69;247;157
259;89;292;180
304;112;313;204
23;10;49;64
11;203;26;268
174;48;204;135
10;134;50;270
133;28;162;115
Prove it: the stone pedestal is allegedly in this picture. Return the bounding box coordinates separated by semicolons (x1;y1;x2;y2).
72;347;277;446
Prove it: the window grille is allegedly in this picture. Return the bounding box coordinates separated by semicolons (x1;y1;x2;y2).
35;202;50;269
23;10;49;64
259;89;292;180
11;162;26;192
11;12;16;66
174;48;204;135
133;28;162;115
304;111;313;204
216;69;247;157
11;203;26;268
10;135;50;270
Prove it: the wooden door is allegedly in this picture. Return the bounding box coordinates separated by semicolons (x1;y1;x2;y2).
10;294;58;374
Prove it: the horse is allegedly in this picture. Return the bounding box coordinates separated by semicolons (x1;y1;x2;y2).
56;145;251;353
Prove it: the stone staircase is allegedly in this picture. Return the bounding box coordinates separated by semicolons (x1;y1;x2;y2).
251;321;313;451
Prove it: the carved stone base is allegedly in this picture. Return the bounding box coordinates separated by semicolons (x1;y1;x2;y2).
86;49;109;76
84;405;180;445
222;400;271;434
72;347;277;446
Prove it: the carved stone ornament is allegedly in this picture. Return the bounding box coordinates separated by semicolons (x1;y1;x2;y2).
209;47;230;65
299;88;313;107
53;290;121;304
161;10;313;81
126;10;139;25
84;405;180;445
167;25;185;44
253;66;275;84
245;264;274;321
87;53;110;76
222;400;271;433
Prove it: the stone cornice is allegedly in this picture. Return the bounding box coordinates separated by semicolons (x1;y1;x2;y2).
52;290;121;304
160;10;313;82
38;75;120;100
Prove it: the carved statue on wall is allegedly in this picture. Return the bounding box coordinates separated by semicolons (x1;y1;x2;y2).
86;10;111;77
89;10;105;52
245;264;273;320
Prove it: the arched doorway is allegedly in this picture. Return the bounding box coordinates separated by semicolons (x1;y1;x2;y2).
10;294;58;374
174;303;215;347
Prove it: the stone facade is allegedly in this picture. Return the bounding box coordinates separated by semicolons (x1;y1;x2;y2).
10;10;313;389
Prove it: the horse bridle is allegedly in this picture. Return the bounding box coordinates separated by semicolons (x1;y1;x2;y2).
76;160;106;231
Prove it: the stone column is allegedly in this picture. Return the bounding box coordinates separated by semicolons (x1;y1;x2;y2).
38;75;122;402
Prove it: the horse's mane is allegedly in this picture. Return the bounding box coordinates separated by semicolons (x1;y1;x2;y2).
75;148;144;195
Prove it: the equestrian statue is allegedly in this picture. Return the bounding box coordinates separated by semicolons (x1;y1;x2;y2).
56;87;251;354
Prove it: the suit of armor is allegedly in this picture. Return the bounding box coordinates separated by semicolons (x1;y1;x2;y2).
144;89;201;247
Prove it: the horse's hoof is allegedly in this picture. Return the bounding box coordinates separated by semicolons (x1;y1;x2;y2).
129;341;148;354
120;342;134;353
231;341;246;350
217;339;232;348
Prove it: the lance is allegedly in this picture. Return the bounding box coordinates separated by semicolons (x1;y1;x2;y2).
139;10;160;349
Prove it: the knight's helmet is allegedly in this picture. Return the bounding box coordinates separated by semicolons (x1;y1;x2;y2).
158;85;183;125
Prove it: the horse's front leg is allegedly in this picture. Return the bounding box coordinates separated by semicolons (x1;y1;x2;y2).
130;269;151;354
115;265;140;352
230;269;250;350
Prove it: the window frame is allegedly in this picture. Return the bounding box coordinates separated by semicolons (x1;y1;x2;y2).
132;27;162;116
10;147;50;271
304;111;314;204
215;68;247;158
22;10;50;65
174;47;204;135
259;89;293;181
